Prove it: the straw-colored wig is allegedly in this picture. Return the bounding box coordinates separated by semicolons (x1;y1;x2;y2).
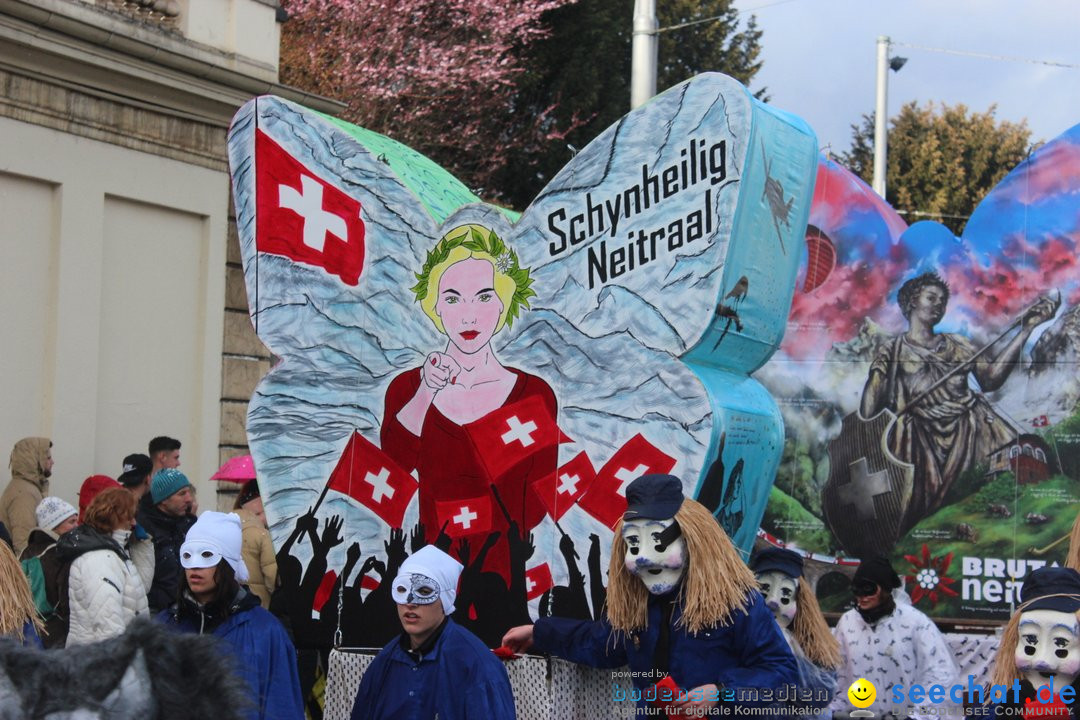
790;579;842;670
1066;513;1080;572
990;597;1080;688
0;540;43;641
606;497;758;635
412;225;534;336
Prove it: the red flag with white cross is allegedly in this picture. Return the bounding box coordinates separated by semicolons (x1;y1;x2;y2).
577;433;677;528
254;129;366;286
525;563;555;601
463;395;564;480
435;495;494;538
325;431;417;527
532;451;596;522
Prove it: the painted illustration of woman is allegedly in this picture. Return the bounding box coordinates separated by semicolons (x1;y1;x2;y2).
860;272;1058;533
380;225;556;580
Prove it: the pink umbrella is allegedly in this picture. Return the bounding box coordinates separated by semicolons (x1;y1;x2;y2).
210;454;256;483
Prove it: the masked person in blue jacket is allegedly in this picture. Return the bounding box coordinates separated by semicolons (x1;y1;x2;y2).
351;545;516;720
503;474;798;716
159;511;304;720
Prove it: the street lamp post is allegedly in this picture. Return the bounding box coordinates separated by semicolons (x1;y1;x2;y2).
873;35;907;199
631;0;658;109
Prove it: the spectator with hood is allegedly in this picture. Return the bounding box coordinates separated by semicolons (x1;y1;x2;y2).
828;556;958;720
0;437;54;556
160;511;304;720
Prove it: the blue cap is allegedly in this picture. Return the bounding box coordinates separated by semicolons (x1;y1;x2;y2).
151;468;192;504
1021;567;1080;613
751;547;804;579
623;474;684;521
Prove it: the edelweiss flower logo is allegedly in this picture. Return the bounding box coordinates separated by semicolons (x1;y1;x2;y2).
904;544;958;606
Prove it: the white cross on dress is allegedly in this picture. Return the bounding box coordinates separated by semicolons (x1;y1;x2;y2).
501;415;538;448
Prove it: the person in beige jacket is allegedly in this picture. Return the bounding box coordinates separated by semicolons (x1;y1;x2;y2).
0;437;53;556
232;479;277;608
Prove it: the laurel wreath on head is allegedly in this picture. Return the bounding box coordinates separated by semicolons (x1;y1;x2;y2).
411;226;536;329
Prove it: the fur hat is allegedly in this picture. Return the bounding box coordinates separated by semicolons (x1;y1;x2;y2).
179;512;248;582
35;496;77;533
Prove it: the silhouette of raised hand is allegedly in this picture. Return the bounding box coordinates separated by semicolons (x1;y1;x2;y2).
434;520;452;552
457;538;472;567
410;521;427;554
385;527;407;571
360;555;385;580
315;515;345;556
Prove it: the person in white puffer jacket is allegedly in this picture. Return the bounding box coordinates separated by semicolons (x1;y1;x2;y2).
56;486;154;646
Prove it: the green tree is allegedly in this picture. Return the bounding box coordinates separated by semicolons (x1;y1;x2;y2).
494;0;766;208
841;101;1033;235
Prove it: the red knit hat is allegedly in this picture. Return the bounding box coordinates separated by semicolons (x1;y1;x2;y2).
78;474;121;521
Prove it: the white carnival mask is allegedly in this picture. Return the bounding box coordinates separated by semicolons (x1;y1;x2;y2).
1015;608;1080;695
756;570;799;629
621;517;687;595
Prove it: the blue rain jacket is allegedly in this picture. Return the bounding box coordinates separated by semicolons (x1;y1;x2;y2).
350;618;516;720
533;589;798;709
159;590;304;720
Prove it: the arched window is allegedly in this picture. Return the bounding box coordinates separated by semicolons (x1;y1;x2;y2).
1009;445;1021;459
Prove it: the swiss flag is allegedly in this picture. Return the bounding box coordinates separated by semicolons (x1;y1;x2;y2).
326;431;418;528
435;495;494;538
524;563;554;601
254;129;366;286
1031;415;1050;428
532;451;596;522
464;395;564;479
312;570;337;619
577;433;676;528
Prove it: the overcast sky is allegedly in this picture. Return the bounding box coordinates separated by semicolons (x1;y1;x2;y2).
730;0;1080;156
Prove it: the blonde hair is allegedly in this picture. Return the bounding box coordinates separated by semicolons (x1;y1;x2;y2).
0;540;43;641
990;598;1080;688
606;498;757;635
1067;513;1080;572
412;225;534;335
791;579;842;669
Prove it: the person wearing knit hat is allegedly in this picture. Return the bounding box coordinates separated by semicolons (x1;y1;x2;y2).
35;497;78;537
350;545;516;720
160;511;304;720
136;468;196;613
829;556;959;720
19;496;80;648
987;567;1080;720
78;474;121;522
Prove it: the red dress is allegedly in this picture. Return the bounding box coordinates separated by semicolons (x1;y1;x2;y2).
380;367;557;577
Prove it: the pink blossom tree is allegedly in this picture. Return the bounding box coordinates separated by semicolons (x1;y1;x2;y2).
280;0;581;205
